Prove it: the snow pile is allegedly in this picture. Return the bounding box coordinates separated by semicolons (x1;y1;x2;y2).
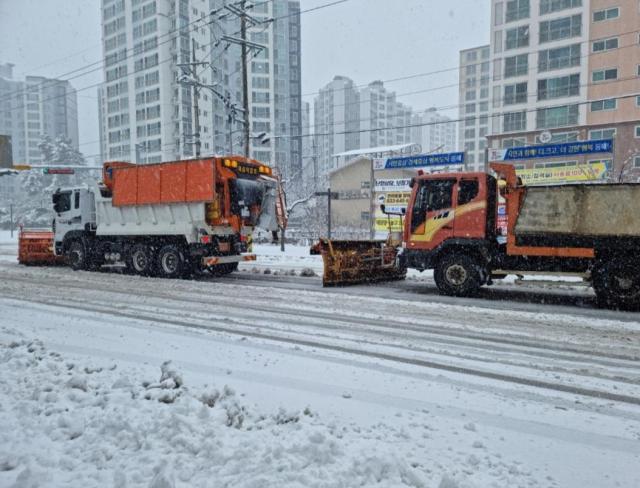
0;338;454;488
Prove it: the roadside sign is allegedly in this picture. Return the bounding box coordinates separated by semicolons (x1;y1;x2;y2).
43;167;75;175
383;152;465;170
490;139;613;162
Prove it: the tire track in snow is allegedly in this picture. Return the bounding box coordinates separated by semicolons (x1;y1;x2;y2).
2;291;640;407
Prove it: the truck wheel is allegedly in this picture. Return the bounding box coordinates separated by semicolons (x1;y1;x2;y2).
593;259;640;309
156;245;186;279
67;241;88;271
127;244;154;276
434;253;482;297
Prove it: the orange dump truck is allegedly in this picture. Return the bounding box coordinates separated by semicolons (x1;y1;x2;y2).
19;156;280;278
314;163;640;308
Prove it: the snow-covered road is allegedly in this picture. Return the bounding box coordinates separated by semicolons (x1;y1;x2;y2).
1;240;640;487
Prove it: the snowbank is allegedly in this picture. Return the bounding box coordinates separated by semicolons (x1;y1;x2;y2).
0;338;474;488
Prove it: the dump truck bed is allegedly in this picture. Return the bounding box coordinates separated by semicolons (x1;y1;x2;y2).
516;184;640;237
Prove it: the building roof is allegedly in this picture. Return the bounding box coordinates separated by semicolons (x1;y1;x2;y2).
332;143;419;159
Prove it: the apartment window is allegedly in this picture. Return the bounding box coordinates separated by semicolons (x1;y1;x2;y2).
494;30;503;53
503;111;527;132
635;126;640;138
479;127;488;137
539;14;581;43
592;37;618;52
506;0;530;22
589;128;616;140
466;50;478;62
145;71;159;86
592;68;618;83
479;101;489;112
142;1;156;18
634;156;640;168
538;44;580;72
465;103;476;114
505;25;530;49
146;105;160;118
495;2;504;25
504;54;528;77
465;90;477;101
539;0;581;15
146;88;160;103
504;82;528;104
464;128;476;139
480;87;489;98
538;73;580;100
253;77;270;89
591;98;617;112
593;7;619;22
465;141;476;151
143;19;157;36
637;95;640;107
466;64;476;76
536;104;579;128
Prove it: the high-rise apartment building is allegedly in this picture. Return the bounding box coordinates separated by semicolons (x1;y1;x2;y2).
411;107;457;154
99;0;212;164
486;0;640;181
359;81;413;149
313;75;360;180
458;45;491;171
0;62;78;165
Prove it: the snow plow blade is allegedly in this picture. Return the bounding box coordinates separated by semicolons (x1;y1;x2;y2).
18;227;64;265
310;239;406;287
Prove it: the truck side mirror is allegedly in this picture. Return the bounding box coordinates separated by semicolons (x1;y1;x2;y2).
380;204;386;214
401;207;406;215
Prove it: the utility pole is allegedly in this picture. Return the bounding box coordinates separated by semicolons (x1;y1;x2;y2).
218;4;265;158
240;0;250;158
191;38;201;158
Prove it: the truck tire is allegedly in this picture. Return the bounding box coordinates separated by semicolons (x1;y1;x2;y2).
156;244;186;279
592;259;640;309
127;243;154;276
67;240;88;271
434;253;482;297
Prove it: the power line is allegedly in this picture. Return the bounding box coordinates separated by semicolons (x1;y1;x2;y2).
76;90;640;162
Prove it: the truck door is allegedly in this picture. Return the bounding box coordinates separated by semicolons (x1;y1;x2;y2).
407;178;456;250
454;178;487;239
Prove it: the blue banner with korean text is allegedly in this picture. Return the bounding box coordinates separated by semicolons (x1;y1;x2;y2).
384;152;465;169
499;139;613;161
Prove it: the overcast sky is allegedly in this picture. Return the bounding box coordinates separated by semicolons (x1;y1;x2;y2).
0;0;489;161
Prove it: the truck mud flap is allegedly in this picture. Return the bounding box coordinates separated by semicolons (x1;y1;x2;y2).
310;239;406;287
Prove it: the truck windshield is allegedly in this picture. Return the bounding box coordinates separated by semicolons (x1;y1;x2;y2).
230;179;266;226
52;191;72;214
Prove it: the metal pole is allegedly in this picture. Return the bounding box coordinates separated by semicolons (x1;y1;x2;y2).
240;0;250;158
192;38;201;158
327;187;331;239
10;203;13;238
228;114;233;154
369;158;375;239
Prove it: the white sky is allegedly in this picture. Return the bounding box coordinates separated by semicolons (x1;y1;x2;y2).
0;0;490;161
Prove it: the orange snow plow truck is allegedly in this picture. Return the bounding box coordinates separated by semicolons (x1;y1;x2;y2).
313;163;640;308
18;156;281;278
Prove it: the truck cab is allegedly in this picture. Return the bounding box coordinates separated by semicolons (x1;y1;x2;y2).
52;187;96;255
403;171;497;274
